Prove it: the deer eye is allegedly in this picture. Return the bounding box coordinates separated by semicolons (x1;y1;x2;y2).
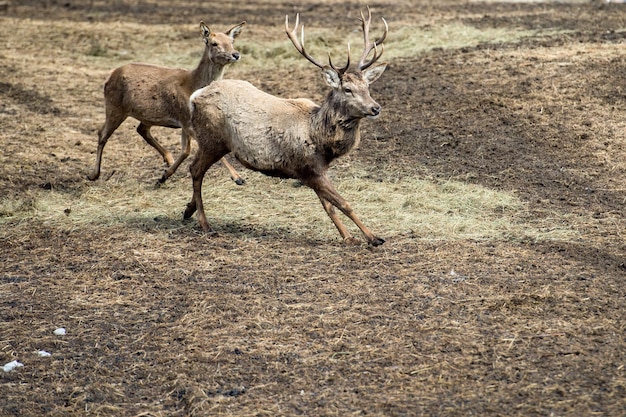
211;41;218;47
344;87;352;95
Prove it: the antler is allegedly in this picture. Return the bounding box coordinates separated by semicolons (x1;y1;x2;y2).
285;14;350;74
357;6;388;70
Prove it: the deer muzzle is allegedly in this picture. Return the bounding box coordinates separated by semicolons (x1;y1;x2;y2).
367;104;382;119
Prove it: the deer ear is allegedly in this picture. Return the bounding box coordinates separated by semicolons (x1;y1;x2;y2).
200;21;211;38
228;22;246;39
363;63;387;84
322;67;341;89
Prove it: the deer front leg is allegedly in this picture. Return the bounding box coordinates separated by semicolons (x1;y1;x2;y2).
137;123;175;167
307;175;385;246
317;196;359;244
159;128;191;183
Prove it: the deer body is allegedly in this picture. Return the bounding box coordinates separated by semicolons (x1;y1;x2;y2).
184;10;388;246
88;21;245;184
191;80;364;175
106;64;198;129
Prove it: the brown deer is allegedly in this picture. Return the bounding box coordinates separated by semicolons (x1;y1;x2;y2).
87;21;246;185
184;8;388;246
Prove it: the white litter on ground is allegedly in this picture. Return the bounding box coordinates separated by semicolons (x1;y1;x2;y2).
36;350;52;357
3;360;24;373
53;328;66;336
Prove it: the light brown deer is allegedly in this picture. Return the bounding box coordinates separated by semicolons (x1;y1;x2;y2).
87;21;246;184
184;8;388;246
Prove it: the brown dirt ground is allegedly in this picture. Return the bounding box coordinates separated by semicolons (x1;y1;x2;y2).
1;1;625;416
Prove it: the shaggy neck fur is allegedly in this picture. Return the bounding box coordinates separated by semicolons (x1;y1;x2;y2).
311;91;362;162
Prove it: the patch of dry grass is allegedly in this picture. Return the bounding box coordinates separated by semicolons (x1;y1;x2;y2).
0;164;577;245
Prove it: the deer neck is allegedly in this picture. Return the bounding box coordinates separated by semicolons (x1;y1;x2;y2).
312;97;362;161
190;49;226;91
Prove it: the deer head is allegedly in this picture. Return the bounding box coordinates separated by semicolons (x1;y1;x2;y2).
285;7;388;119
200;21;246;65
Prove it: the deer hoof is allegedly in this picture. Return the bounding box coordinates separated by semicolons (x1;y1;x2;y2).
203;228;218;236
234;178;246;186
369;237;385;247
198;221;215;234
87;171;99;181
183;204;197;219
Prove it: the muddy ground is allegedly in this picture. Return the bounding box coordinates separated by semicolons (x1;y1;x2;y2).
1;0;625;416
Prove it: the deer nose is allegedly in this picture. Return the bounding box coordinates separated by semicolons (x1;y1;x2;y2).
371;105;381;116
232;52;241;61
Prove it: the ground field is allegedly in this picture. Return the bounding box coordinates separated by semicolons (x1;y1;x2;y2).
0;0;625;416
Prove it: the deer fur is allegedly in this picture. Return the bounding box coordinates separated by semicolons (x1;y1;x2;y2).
183;9;388;246
87;21;246;184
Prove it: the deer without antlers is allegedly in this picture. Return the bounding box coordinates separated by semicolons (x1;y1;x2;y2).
184;8;388;246
88;21;246;184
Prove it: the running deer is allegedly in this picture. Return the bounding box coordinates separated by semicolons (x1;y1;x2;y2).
87;21;246;184
184;8;388;246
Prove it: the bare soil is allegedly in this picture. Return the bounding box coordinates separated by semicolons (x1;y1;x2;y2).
1;1;625;416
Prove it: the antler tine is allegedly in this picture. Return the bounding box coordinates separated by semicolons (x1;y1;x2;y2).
285;13;326;70
357;6;388;70
328;43;350;74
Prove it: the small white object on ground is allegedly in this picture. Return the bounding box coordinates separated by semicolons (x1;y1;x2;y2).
2;360;24;372
53;328;66;336
37;350;52;357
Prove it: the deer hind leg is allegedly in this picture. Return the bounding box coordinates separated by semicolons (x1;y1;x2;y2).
306;174;385;246
220;156;245;185
88;107;126;181
136;122;174;167
183;146;224;232
159;128;245;185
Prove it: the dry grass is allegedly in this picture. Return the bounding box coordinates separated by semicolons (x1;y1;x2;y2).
1;167;574;245
1;1;625;416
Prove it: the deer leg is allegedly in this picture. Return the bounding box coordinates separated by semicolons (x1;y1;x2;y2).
183;147;223;232
159;128;191;183
87;109;126;181
220;157;245;185
137;123;174;167
306;175;385;246
317;196;357;243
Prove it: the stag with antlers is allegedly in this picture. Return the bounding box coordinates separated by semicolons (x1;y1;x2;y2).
184;8;388;245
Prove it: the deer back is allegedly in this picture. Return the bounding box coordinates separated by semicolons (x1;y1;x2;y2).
191;79;320;174
104;63;192;128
